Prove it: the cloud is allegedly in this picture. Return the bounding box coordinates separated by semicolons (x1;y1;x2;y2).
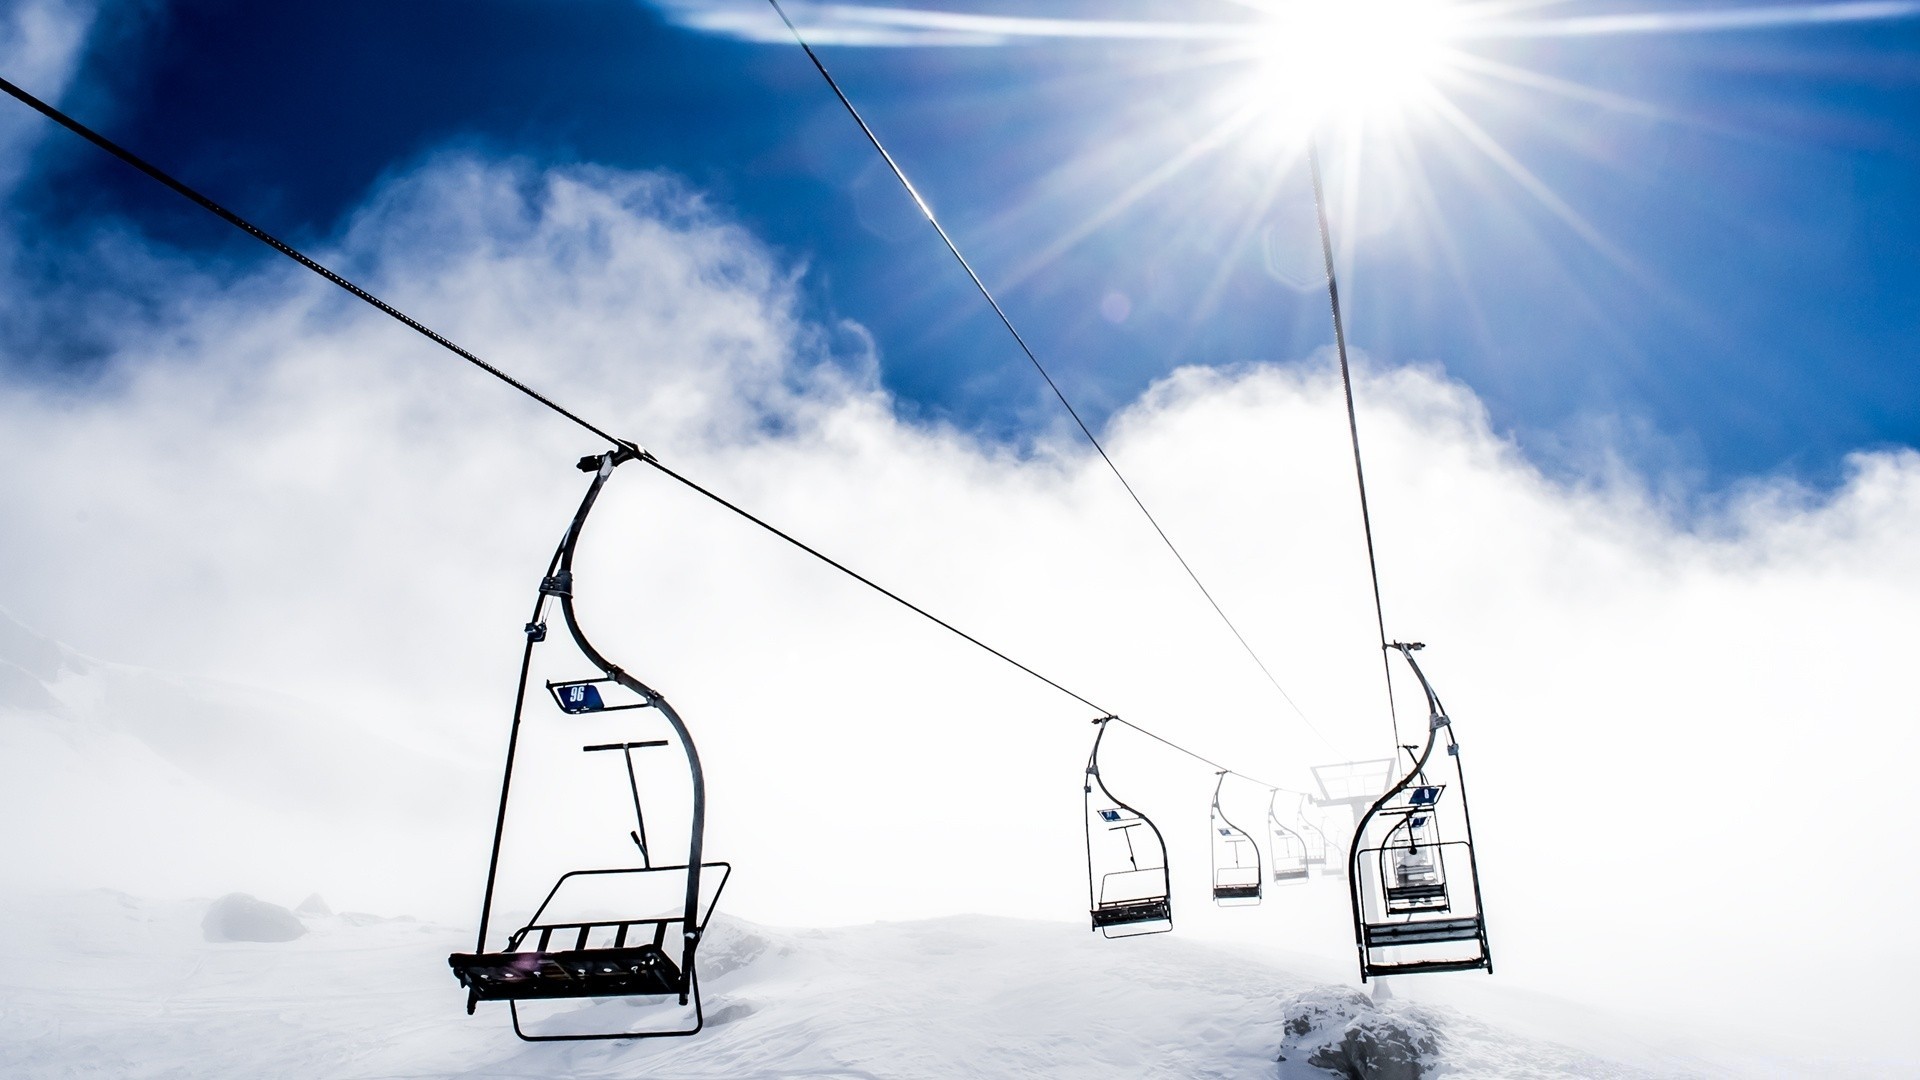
1;148;1915;1063
642;1;1243;48
0;0;99;196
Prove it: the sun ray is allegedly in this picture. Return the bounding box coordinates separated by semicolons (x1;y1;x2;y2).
1444;50;1678;123
1424;91;1643;276
1421;91;1727;350
995;101;1280;290
1465;0;1920;39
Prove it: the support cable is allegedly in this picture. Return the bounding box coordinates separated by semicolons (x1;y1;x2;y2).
763;0;1327;746
1111;717;1307;798
1306;138;1400;748
2;71;1302;798
641;456;1109;715
0;75;630;454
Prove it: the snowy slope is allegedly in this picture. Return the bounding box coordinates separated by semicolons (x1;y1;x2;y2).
0;890;1730;1080
0;609;480;912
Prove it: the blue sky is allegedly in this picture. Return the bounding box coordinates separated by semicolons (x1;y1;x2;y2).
8;0;1918;493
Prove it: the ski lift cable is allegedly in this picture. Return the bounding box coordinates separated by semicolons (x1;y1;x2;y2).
1110;717;1305;798
763;0;1331;750
0;72;1302;796
1306;139;1402;749
0;76;631;455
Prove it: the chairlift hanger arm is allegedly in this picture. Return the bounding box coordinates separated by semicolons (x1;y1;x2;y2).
1389;641;1449;726
545;450;708;982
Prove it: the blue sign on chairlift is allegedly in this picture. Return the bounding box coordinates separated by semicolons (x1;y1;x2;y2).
555;682;605;714
1099;809;1124;822
1409;785;1441;806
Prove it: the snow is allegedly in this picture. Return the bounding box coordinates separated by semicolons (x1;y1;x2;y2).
0;890;1724;1080
1;614;1912;1078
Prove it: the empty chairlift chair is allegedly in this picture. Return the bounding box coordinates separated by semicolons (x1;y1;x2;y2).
1266;789;1312;884
1211;772;1263;905
447;448;732;1040
1296;802;1333;873
1084;717;1173;937
1347;642;1492;980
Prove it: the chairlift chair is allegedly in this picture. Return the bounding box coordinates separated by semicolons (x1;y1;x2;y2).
1266;789;1312;884
1084;718;1173;937
448;448;730;1040
1346;642;1492;980
1210;772;1263;905
1296;803;1333;872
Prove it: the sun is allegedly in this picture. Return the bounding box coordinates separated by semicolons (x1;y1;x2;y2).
1229;0;1467;129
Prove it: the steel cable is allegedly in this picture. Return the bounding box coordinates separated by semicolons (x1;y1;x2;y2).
762;0;1331;748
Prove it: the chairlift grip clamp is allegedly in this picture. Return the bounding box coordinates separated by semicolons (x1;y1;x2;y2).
576;441;650;473
540;571;573;597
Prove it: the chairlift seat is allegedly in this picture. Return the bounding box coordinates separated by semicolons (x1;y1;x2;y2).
1091;897;1172;928
1363;916;1483;949
450;942;682;1002
1272;866;1310;882
1212;883;1262;900
1386;882;1448;901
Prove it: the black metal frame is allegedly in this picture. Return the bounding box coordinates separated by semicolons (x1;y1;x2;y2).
1084;717;1173;937
450;448;719;1040
1346;643;1492;980
1210;772;1263;905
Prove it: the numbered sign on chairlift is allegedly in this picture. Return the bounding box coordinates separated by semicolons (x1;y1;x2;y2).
547;679;650;715
552;681;606;714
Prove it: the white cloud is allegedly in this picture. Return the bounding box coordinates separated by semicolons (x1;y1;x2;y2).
1;151;1915;1064
642;1;1240;48
0;0;98;196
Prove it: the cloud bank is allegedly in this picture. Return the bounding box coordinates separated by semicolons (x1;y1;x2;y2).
2;139;1916;1065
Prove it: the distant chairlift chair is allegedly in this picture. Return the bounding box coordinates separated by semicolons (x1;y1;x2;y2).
1211;772;1263;905
1267;789;1312;884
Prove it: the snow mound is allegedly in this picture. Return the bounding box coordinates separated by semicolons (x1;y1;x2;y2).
202;893;306;942
295;893;332;917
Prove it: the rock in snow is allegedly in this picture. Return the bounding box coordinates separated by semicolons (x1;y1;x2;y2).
201;893;306;942
1277;986;1439;1080
295;893;332;917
